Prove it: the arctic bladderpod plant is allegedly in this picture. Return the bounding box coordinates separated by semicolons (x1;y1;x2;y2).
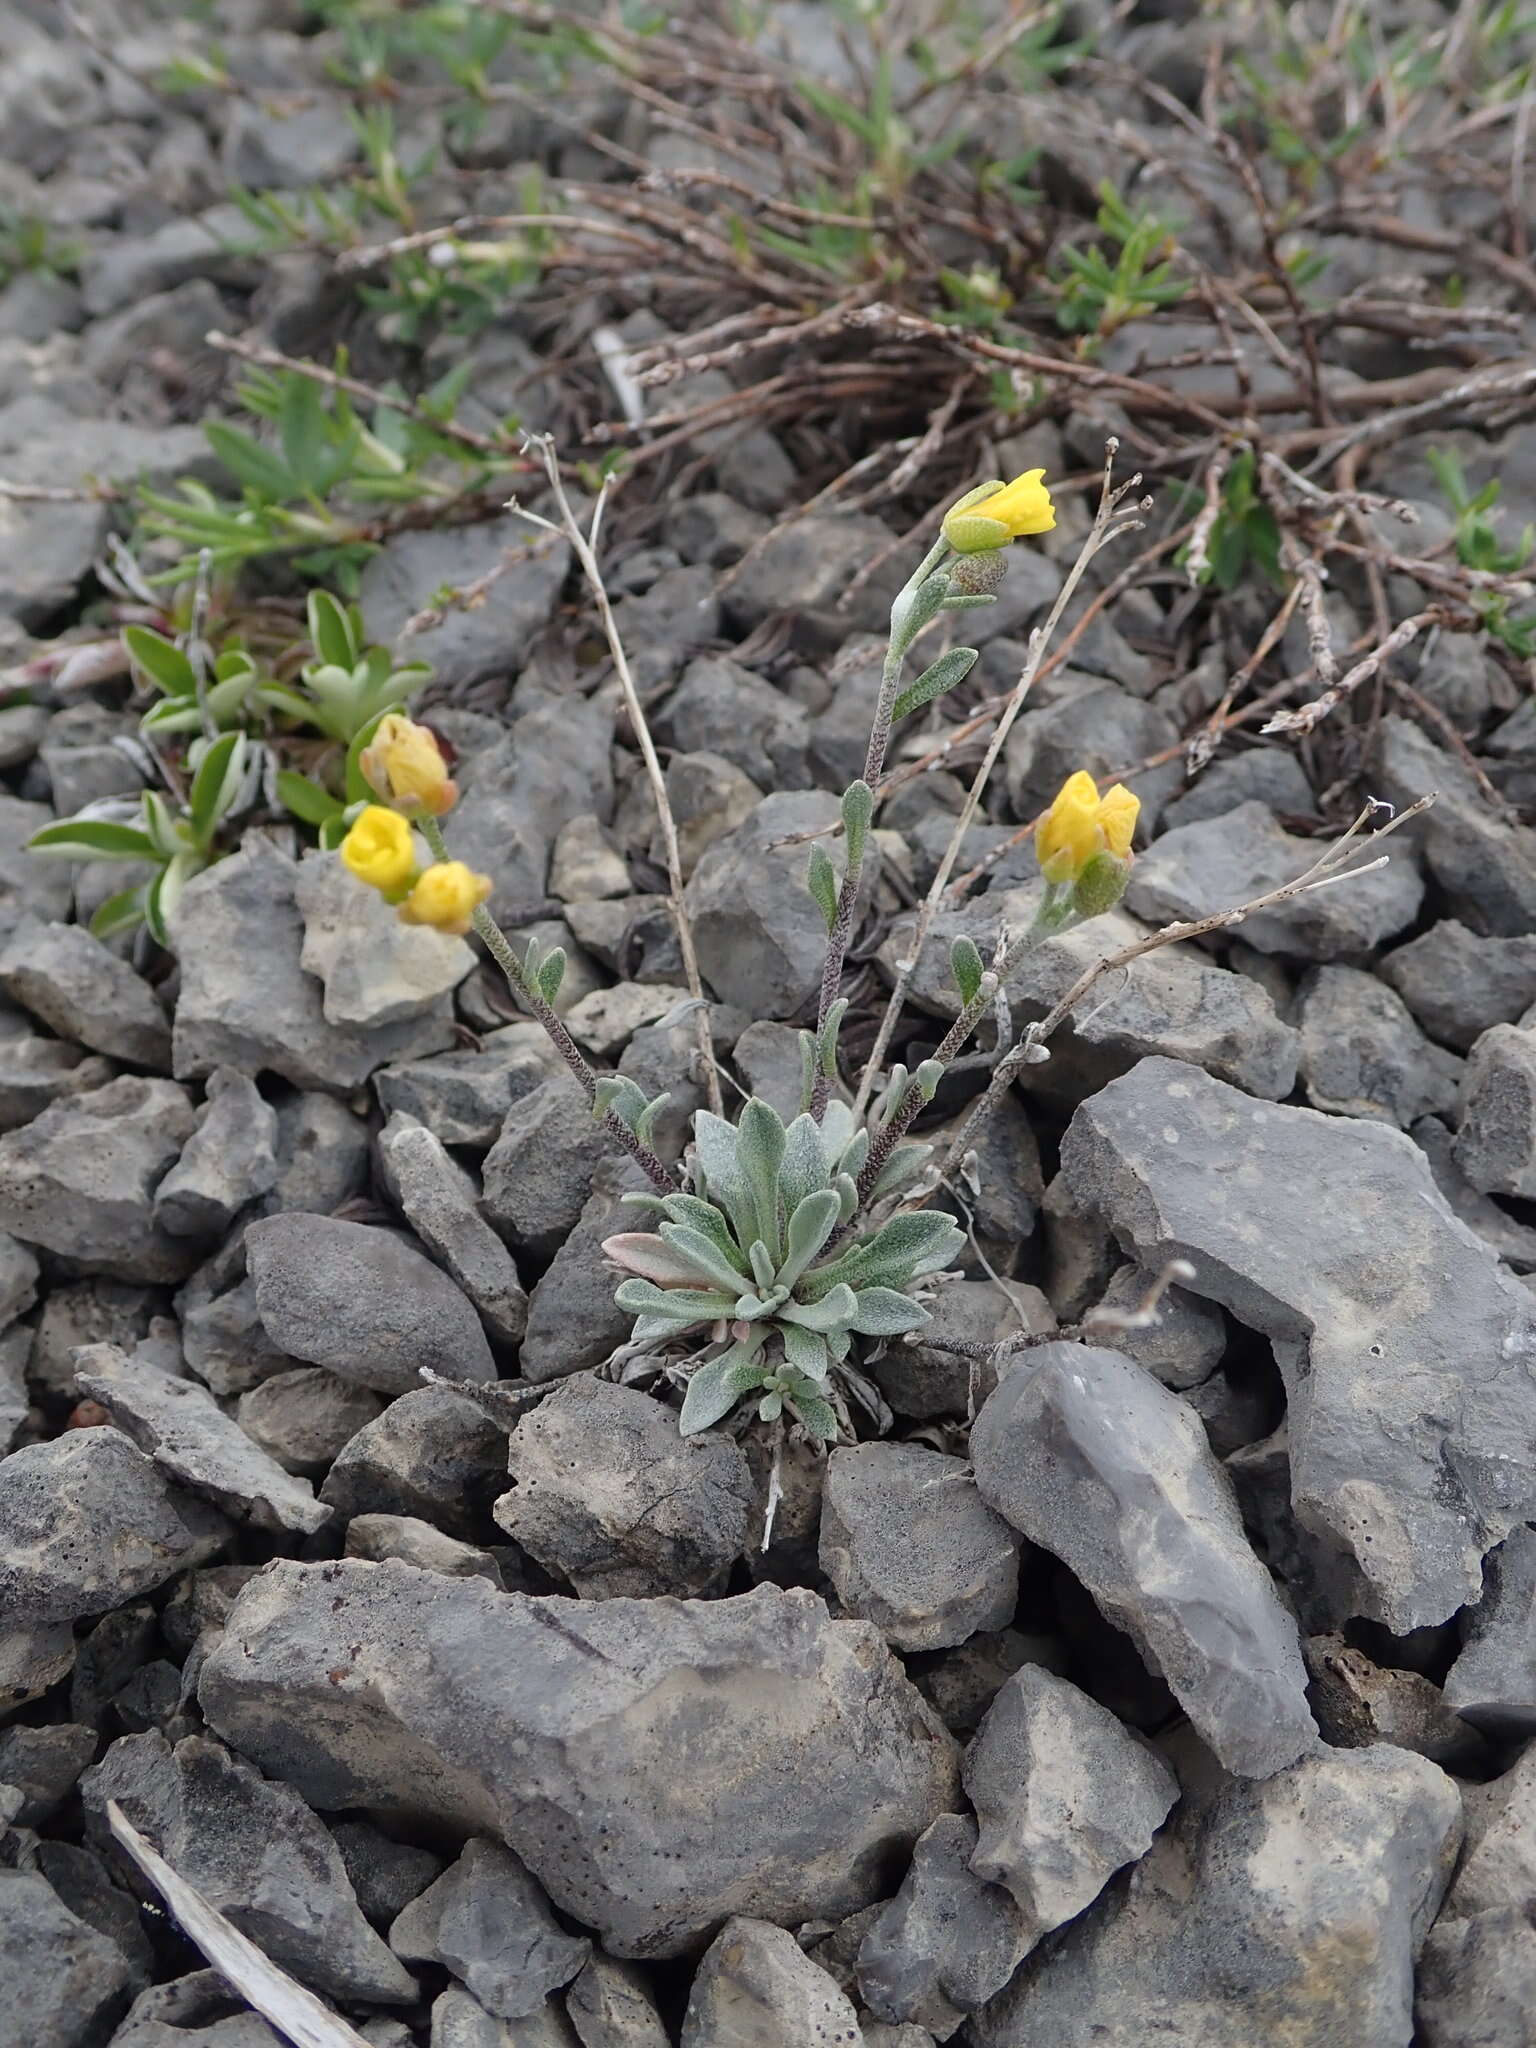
603;1096;966;1440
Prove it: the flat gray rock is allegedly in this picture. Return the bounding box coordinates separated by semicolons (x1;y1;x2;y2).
481;1073;613;1259
970;1344;1317;1778
172;838;454;1092
680;1916;864;2047
233;1367;382;1476
296;851;473;1029
377;1115;527;1348
519;1176;644;1383
1061;1057;1536;1632
431;1983;579;2048
686;791;873;1021
318;1387;507;1539
1417;1908;1536;2048
0;1428;227;1630
564;1955;669;2048
1297;963;1461;1126
0;1868;132;2048
375;1025;566;1150
246;1212;496;1394
447;695;615;917
1381;920;1536;1051
0;1074;199;1282
1124;799;1423;957
198;1561;959;1958
0;919;169;1067
389;1838;588;2020
884;886;1298;1104
1371;714;1536;936
358;519;570;692
857;1814;1032;2038
0;797;74;941
972;1744;1461;2048
153;1068;279;1239
819;1443;1020;1653
963;1665;1177;1934
81;1732;414;2005
72;1345;329;1536
496;1374;754;1598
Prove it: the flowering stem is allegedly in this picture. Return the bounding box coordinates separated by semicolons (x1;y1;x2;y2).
417;817;677;1194
809;535;949;1120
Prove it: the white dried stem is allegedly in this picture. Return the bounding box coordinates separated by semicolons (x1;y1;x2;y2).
1183;447;1231;587
1261;608;1438;737
513;436;722;1114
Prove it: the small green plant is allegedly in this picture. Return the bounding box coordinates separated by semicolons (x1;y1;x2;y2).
606;1097;963;1440
1428;445;1536;658
0;208;82;286
1052;181;1189;343
134;361;496;587
1180;448;1284;591
28;732;255;944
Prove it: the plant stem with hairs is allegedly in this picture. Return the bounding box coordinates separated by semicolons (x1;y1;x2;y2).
417;816;677;1194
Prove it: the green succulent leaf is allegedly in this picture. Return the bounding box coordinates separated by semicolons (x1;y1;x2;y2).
781;1283;858;1332
806;842;839;931
275;770;345;828
951;934;985;1006
850;1286;931;1336
868;1139;933;1203
28;820;158;861
656;1224;754;1297
778;1188;842;1290
781;1323;831;1381
780;1112;829;1215
658;1194;748;1272
593;1074;650;1132
307;588;359;670
735;1097;787;1260
678;1337;768;1435
535;946;566;1004
187;731;249;847
613;1277;738;1325
123;625;198;699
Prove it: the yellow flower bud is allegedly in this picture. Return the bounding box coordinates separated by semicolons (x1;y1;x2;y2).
358;714;458;817
943;468;1055;553
399;860;491;935
1035;771;1140;886
340;805;417;897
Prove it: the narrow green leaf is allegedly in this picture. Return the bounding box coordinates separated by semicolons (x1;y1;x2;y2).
780;1283;858;1333
657;1224;755;1299
816;997;847;1082
735;1097;787;1260
275;770;345;828
892;645;979;723
123;625;197;699
28;820;157;860
88;885;148;939
593;1074;650;1131
951;934;985;1006
188;731;247;846
806;843;839;931
535;947;566;1004
307;589;358;670
777;1188;841;1290
840;780;874;869
204;421;299;499
613;1277;739;1323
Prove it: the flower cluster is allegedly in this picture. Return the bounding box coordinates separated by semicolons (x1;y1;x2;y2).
338;715;490;935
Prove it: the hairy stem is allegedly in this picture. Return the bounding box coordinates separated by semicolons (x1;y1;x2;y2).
418;816;676;1193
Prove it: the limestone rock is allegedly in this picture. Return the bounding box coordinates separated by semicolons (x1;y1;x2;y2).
152;1067;279;1239
376;1116;527;1348
0;919;169;1066
296;850;473;1029
389;1838;588;2019
680;1916;864;2047
199;1562;960;1958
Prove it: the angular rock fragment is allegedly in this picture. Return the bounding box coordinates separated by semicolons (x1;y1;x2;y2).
152;1067;279;1239
496;1375;754;1598
819;1443;1020;1652
296;849;474;1028
1124;799;1423;956
1060;1056;1536;1631
963;1665;1177;1930
109;1970;285;2048
970;1343;1317;1777
857;1814;1031;2039
1454;1021;1536;1197
1087;1262;1225;1389
1302;1634;1488;1771
448;694;614;914
681;1917;863;2047
72;1346;329;1535
358;520;571;693
481;1074;614;1259
377;1116;527;1347
1416;1908;1536;2048
1443;1525;1536;1735
172;838;453;1090
519;1177;643;1383
0;1868;132;2048
0;1428;227;1629
1371;715;1536;936
246;1212;495;1393
389;1838;588;2019
345;1514;503;1584
375;1024;566;1150
431;1983;579;2048
81;1732;415;2004
1381;919;1536;1051
0;1721;97;1825
565;1954;669;2048
972;1744;1461;2047
319;1387;507;1538
1297;963;1461;1127
0;1075;199;1281
0;919;170;1066
199;1562;959;1957
234;1367;382;1476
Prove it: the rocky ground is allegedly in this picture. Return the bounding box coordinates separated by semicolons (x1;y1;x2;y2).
3;1;1536;2044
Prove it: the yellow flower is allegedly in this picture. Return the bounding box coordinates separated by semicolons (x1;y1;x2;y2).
943;468;1056;554
1036;771;1140;885
358;714;458;817
340;806;417;896
399;860;491;935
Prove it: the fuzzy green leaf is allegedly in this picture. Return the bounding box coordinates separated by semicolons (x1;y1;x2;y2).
891;644;978;723
781;1323;830;1381
657;1224;754;1297
950;934;985;1006
613;1277;738;1324
840;780;874;869
816;997;847;1083
735;1097;787;1259
781;1283;858;1333
850;1286;931;1336
787;1383;840;1442
679;1341;769;1435
867;1139;933;1204
535;947;566;1004
806;843;839;931
778;1188;841;1290
204;420;299;499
